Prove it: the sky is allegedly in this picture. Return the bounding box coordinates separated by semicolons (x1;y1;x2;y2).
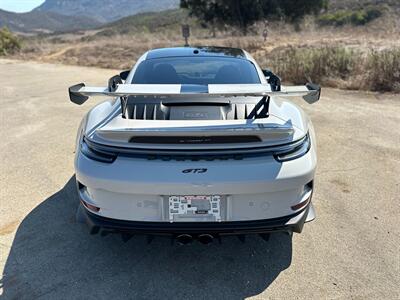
0;0;46;13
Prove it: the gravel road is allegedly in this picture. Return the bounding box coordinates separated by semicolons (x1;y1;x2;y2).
0;59;399;299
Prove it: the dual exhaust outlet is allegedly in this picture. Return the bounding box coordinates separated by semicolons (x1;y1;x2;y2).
176;234;214;245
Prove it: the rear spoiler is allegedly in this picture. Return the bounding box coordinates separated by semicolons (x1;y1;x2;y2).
69;83;321;105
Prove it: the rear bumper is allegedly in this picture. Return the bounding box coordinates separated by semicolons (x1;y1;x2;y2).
81;202;314;235
75;130;317;223
75;149;317;222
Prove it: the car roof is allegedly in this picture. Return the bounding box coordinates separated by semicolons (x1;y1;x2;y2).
146;46;247;60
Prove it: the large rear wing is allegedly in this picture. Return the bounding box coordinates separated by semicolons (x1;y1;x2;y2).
69;82;321;105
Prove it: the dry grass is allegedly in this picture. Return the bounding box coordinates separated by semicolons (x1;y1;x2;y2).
265;46;400;92
261;46;359;84
366;49;400;92
257;46;400;92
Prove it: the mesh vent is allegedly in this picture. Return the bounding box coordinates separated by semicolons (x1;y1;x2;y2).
123;97;269;121
129;135;261;144
146;154;244;161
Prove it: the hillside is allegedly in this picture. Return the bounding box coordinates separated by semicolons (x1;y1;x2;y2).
0;9;101;33
34;0;180;23
95;9;190;36
5;1;399;92
93;1;399;36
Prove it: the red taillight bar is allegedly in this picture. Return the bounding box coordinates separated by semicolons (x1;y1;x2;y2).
81;200;100;212
291;190;313;211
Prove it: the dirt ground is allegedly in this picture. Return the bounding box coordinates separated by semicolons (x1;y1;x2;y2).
0;59;399;299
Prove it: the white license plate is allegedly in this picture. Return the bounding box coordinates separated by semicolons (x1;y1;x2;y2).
168;195;221;222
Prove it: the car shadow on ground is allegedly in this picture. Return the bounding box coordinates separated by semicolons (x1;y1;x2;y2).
1;176;292;300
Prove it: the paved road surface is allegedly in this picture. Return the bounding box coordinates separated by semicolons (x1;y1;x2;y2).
0;59;399;299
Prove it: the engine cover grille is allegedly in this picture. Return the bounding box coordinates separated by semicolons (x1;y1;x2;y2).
123;96;269;120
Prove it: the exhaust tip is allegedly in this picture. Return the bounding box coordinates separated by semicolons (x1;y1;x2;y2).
198;234;214;245
176;234;193;245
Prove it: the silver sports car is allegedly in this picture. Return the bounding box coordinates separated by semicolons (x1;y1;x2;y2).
69;46;320;244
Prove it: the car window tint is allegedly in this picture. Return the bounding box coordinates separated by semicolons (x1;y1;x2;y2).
132;57;260;85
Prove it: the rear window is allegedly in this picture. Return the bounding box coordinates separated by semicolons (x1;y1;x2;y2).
132;57;260;85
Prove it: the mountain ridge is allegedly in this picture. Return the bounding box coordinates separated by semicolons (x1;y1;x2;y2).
0;9;101;33
34;0;180;22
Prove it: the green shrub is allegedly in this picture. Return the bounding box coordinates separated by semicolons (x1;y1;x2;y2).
364;7;383;23
0;27;21;55
317;7;383;27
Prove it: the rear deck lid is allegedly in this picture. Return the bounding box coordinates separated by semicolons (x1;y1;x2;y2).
88;116;304;150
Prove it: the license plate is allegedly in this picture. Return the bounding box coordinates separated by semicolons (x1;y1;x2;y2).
168;195;221;222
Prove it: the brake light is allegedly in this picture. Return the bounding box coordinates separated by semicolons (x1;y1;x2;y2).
274;134;311;162
291;184;313;211
291;198;310;211
81;139;117;163
81;200;100;212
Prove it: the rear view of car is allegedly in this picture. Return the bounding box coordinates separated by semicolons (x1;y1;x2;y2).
69;47;320;244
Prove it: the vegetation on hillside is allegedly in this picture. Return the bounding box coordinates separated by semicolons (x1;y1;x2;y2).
317;7;383;26
0;27;21;55
3;1;400;93
34;0;179;23
0;9;101;33
94;10;190;37
181;0;328;34
327;0;399;12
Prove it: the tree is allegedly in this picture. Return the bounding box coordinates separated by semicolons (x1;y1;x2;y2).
0;27;21;56
181;0;265;35
181;0;328;35
181;0;222;37
262;0;328;30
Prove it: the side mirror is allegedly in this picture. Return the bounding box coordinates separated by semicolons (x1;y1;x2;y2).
119;70;130;81
303;83;321;104
262;69;281;91
108;75;123;92
69;83;88;105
